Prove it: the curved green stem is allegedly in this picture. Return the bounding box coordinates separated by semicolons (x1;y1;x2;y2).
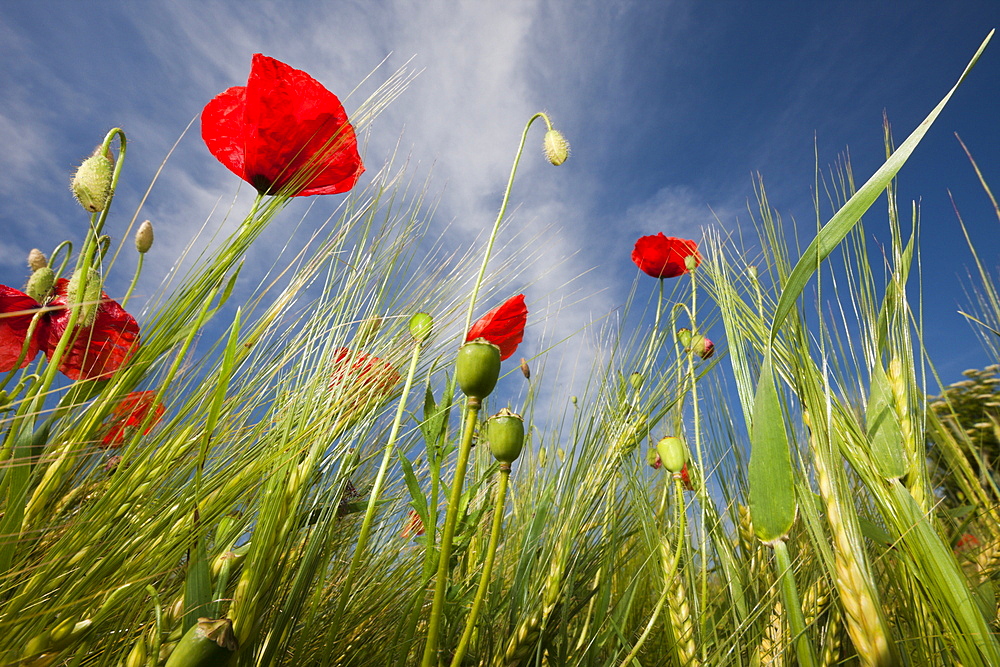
421;398;482;667
462;112;554;335
331;336;424;635
450;466;510;667
120;253;144;308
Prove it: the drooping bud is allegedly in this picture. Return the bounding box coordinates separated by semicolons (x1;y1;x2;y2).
520;357;531;380
487;408;525;465
135;220;154;253
656;435;687;473
408;312;433;342
542;129;570;166
690;334;715;360
66;268;103;326
26;267;55;303
676;328;693;348
71;146;114;213
456;339;501;400
27;248;48;271
647;446;662;469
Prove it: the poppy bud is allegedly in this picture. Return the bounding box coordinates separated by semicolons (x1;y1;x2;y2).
520;357;531;380
647;447;662;469
135;220;154;254
488;408;525;465
690;334;714;360
66;268;103;327
456;339;501;400
408;312;433;342
629;372;644;392
542;129;570;166
656;435;687;473
676;328;693;348
27;248;47;271
26;267;55;303
71;146;114;213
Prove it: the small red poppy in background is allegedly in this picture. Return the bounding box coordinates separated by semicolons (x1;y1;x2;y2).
102;391;166;448
0;280;139;381
402;509;425;538
201;53;365;197
955;533;981;553
329;348;401;404
631;234;701;279
466;294;527;361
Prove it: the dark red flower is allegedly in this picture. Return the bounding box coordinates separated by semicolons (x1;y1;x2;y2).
0;279;139;381
102;391;166;448
631;234;701;278
466;294;527;362
201;53;365;197
678;462;694;491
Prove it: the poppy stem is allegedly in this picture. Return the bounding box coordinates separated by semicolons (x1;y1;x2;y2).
329;334;424;637
462;112;554;336
450;464;510;667
421;398;481;667
120;253;144;308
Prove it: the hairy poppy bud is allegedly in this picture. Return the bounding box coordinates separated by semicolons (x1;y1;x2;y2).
26;267;55;303
409;312;433;342
66;268;103;327
656;435;687;473
676;328;693;348
647;447;662;469
488;408;525;465
543;129;570;166
135;220;154;253
27;248;47;271
71;146;114;213
456;339;501;400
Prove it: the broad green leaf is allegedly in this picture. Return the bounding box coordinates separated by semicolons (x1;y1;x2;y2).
748;356;796;542
769;30;993;342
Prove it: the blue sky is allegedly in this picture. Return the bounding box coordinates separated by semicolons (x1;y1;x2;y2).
1;1;998;393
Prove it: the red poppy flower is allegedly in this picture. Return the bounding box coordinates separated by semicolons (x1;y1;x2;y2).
0;279;139;381
201;53;365;197
329;348;401;410
466;294;527;362
631;234;701;278
401;509;425;538
101;391;166;448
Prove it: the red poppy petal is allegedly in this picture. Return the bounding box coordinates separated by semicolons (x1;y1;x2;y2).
0;285;45;372
201;85;250;183
240;54;364;196
466;294;527;361
102;390;165;447
631;234;701;279
46;280;140;381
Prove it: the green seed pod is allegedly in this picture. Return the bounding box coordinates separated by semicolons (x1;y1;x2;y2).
163;618;237;667
135;219;154;254
456;339;500;400
542;129;570;166
656;435;687;473
27;248;47;271
71;147;114;213
488;408;525;465
409;312;433;342
26;267;55;303
66;268;103;326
